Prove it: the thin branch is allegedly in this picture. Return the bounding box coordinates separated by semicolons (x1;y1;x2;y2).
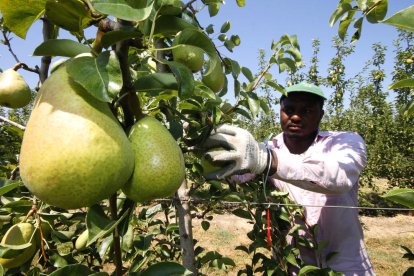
1;30;20;63
109;193;123;276
0;115;26;130
12;62;39;74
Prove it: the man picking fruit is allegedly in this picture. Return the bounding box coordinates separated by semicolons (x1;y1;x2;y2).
202;82;375;275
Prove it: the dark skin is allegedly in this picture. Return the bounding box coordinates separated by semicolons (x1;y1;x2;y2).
269;92;324;175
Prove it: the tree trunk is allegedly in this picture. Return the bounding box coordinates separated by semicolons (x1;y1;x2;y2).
175;179;197;275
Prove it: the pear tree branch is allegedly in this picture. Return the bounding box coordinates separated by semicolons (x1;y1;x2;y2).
0;115;26;130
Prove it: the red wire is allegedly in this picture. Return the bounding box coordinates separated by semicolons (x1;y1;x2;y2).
267;208;271;250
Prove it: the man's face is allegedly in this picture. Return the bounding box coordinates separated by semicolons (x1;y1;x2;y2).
280;92;324;139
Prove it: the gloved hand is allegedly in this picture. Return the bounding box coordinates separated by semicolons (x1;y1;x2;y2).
202;124;270;180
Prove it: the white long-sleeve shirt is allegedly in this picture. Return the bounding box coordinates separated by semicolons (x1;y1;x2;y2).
271;131;374;275
234;131;375;275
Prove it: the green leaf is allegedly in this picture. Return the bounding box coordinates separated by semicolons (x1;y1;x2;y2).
232;208;252;220
69;51;121;99
86;204;129;246
201;220;210;231
298;265;321;275
164;61;195;99
45;0;97;33
49;264;91;276
0;0;47;39
351;17;364;42
247;94;260;118
208;3;220;17
139;262;191;276
382;188;414;208
366;0;388;23
134;73;178;93
338;9;356;40
388;78;414;89
382;5;414;31
220;21;231;33
0;179;23;195
150;15;197;37
329;0;353;27
91;0;154;21
101;28;141;48
33;39;91;57
236;0;246;7
241;67;254;82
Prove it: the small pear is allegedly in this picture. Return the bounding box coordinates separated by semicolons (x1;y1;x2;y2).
0;69;32;108
19;64;134;210
0;223;36;269
122;117;185;203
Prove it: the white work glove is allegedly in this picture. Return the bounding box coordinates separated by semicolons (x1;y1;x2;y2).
202;124;270;180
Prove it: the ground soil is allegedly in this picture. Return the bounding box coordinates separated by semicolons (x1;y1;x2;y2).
192;213;414;276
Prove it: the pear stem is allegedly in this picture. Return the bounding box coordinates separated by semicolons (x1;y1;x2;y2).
109;193;123;276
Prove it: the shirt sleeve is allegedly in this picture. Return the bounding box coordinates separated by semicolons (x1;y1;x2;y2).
272;132;366;194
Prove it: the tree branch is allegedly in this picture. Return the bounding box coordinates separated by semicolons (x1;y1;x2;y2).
0;115;26;130
174;180;197;275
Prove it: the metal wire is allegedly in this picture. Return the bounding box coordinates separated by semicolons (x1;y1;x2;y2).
157;198;414;211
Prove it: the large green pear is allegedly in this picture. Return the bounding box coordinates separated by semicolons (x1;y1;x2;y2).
19;65;134;210
0;69;32;108
122;117;185;203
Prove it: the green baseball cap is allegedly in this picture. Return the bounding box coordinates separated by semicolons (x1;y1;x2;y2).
285;81;326;100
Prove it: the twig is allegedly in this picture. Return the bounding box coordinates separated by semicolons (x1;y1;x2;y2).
0;115;26;130
12;62;39;74
109;193;123;276
1;30;20;63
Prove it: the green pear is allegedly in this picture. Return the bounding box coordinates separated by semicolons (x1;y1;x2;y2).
202;61;225;93
75;229;88;251
122;116;185;203
172;43;204;72
19;65;134;210
0;222;36;269
0;69;32;108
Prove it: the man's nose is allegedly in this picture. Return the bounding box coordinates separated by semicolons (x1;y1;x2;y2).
290;113;301;122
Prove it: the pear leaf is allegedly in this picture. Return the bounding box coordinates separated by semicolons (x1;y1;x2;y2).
0;179;23;195
382;188;414;208
139;262;191;276
49;264;91;276
163;61;194;99
66;51;122;102
0;0;46;39
33;39;91;57
91;0;153;21
381;5;414;31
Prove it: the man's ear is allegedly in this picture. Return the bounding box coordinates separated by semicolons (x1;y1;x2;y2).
319;109;324;122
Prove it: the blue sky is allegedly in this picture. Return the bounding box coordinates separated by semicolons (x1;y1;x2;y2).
0;1;412;101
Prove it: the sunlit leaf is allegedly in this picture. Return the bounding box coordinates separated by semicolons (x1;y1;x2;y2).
382;188;414;208
365;0;388;23
0;0;46;39
382;5;414;31
388;78;414;90
0;179;23;195
66;51;121;102
220;21;231;33
49;264;90;276
236;0;245;7
208;3;219;17
33;39;91;57
45;0;98;33
329;0;353;27
91;0;154;21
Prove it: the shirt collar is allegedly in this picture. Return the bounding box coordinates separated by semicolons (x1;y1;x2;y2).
272;130;331;149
